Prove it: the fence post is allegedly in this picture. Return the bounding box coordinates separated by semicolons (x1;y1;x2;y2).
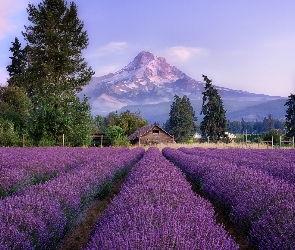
62;134;65;147
272;136;273;149
246;130;248;146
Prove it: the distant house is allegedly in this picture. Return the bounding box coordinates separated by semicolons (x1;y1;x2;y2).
128;125;174;145
225;132;237;142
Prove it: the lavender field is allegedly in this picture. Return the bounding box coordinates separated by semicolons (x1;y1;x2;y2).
0;147;294;249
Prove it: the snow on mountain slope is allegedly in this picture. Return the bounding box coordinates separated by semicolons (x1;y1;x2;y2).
80;51;284;115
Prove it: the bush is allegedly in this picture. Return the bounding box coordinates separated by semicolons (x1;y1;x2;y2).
114;135;131;147
263;129;281;144
0;119;20;146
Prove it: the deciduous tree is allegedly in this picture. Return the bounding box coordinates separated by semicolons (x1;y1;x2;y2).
118;110;148;135
105;110;148;136
0;86;32;134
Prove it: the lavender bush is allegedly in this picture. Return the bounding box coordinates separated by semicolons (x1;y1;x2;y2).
0;147;144;249
178;147;295;185
163;147;295;249
0;147;143;198
85;147;238;250
0;147;85;198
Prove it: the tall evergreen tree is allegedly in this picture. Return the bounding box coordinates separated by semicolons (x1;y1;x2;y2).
6;37;27;87
9;0;95;145
200;75;227;142
166;94;196;142
284;93;295;138
21;0;94;100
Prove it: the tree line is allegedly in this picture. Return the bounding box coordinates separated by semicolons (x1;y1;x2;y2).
228;115;285;135
164;75;295;143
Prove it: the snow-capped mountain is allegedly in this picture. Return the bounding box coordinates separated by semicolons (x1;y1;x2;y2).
80;51;283;116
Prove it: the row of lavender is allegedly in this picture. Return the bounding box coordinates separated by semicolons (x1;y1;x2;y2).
0;147;144;249
178;147;295;185
0;147;95;198
162;147;295;249
85;147;239;249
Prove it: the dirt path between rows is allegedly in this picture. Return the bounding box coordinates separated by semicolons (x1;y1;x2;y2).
58;173;251;250
190;181;251;250
58;177;125;250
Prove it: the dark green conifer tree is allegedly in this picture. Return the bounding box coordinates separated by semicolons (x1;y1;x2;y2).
200;75;227;142
6;37;27;87
284;93;295;138
166;94;196;142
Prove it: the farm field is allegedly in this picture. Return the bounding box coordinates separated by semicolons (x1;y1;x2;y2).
0;146;294;249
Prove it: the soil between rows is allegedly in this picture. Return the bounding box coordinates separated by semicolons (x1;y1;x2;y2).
58;177;126;250
58;170;251;250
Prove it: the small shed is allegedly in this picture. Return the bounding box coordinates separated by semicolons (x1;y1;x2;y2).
128;125;174;146
92;133;111;147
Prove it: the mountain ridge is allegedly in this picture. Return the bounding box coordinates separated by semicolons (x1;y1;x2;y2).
79;51;286;121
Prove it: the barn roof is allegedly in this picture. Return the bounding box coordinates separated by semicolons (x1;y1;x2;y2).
128;125;173;140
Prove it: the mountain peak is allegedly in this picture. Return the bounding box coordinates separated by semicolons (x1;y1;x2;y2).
129;51;156;70
80;51;283;116
121;51;186;83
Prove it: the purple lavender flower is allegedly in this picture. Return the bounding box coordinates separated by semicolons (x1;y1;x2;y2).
0;147;144;249
163;147;295;249
85;147;238;250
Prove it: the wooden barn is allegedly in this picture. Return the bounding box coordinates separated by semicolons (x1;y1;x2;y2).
128;125;174;146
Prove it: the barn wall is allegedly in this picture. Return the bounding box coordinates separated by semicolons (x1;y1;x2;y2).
139;129;174;145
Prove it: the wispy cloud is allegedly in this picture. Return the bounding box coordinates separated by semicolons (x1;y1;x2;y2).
96;65;122;76
0;0;27;40
165;46;210;62
87;42;128;59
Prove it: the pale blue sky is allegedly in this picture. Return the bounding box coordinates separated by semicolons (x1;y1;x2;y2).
0;0;294;97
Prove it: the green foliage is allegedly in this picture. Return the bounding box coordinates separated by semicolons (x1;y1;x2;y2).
263;114;275;132
114;135;131;147
6;37;27;87
28;95;92;146
105;110;148;136
200;75;227;142
21;0;94;100
0;86;32;135
263;129;282;144
228;118;285;134
284;94;295;138
0;119;20;146
118;110;148;135
5;0;95;146
92;115;106;133
166;95;196;143
105;112;119;126
105;126;125;146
